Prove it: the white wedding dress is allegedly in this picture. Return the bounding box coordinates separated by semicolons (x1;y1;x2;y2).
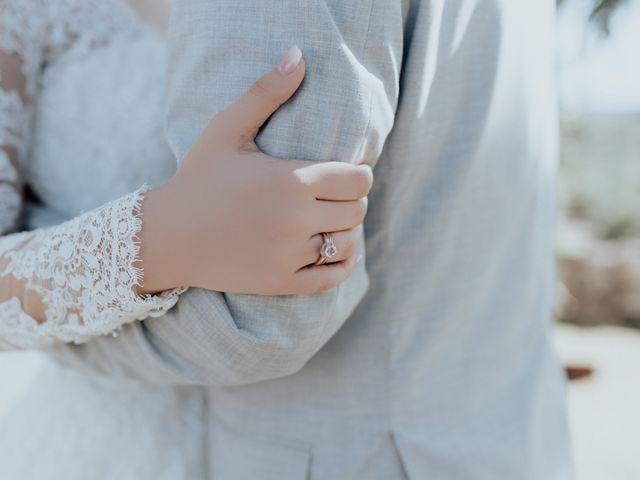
0;0;205;477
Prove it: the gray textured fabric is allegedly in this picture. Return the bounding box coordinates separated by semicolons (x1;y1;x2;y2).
50;0;572;478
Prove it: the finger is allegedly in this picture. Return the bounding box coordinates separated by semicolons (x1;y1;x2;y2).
301;162;373;201
304;225;362;266
290;254;359;294
308;197;368;234
209;46;305;146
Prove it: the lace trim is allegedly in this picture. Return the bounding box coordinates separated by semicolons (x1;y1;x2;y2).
0;0;178;350
0;186;186;349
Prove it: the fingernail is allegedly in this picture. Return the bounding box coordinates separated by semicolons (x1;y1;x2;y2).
278;46;302;76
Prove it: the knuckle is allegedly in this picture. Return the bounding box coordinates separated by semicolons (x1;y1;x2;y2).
352;166;374;197
354;197;368;223
250;77;271;98
280;169;310;199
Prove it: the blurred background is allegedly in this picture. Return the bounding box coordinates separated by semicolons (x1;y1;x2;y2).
0;2;638;478
554;0;640;478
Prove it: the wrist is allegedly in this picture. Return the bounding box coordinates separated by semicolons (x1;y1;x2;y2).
135;182;187;295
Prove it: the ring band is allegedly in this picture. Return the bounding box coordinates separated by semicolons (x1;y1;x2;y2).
315;232;338;266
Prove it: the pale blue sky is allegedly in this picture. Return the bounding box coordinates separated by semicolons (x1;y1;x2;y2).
557;1;640;113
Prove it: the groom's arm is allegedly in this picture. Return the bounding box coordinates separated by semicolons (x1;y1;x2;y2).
47;0;403;386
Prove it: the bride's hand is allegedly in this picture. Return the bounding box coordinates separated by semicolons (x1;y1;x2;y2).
139;46;372;295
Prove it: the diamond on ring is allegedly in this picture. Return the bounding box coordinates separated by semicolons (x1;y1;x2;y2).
321;239;337;259
315;232;338;265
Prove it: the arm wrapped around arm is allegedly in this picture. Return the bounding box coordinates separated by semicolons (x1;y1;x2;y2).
48;0;403;385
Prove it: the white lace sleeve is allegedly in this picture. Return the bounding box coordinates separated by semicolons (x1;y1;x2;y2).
0;1;186;350
0;186;186;350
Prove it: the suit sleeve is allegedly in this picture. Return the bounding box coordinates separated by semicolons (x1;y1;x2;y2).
47;0;403;386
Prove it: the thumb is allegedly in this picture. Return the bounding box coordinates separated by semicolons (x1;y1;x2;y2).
212;46;305;146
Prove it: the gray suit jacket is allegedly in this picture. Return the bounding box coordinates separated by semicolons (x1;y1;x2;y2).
50;0;572;478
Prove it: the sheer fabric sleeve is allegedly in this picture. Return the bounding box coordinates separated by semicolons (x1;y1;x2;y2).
0;1;186;350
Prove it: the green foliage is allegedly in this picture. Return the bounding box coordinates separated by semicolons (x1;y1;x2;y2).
590;0;629;34
558;0;630;34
